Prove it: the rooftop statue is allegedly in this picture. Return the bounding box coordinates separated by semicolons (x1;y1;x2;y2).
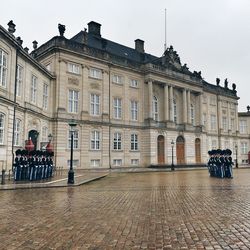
58;24;66;37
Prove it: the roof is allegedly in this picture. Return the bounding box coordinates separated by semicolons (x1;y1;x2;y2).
70;31;157;64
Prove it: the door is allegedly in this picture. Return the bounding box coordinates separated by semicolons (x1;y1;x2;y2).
176;136;185;164
157;135;165;164
28;130;39;150
195;138;201;163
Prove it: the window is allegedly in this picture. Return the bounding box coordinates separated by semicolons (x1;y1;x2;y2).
113;132;122;150
31;75;37;103
68;63;80;74
43;83;49;109
90;94;100;116
14;119;21;146
230;118;235;131
239;120;247;134
113;98;122;119
212;140;217;149
112;75;122;84
113;159;122;166
131;159;139;166
68;129;79;149
190;104;195;125
210;96;216;105
41;126;48;142
91;131;100;150
67;160;79;167
68;90;79;113
131;100;138;121
131;134;138;151
0;113;5;144
210;115;216;130
130;79;138;88
16;65;23;97
241;142;248;154
222;117;227;132
89;68;102;79
91;159;100;167
173;99;177;123
153;96;158;121
0;49;7;87
224;140;229;149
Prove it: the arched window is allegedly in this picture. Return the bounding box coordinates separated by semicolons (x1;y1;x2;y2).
153;96;158;121
173;99;177;123
0;113;5;144
190;104;195;125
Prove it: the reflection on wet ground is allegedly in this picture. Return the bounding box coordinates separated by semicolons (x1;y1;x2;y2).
1;169;250;249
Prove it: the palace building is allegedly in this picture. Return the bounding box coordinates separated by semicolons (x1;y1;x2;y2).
0;20;248;170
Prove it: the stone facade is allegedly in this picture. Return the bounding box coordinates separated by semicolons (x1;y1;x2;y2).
0;20;247;170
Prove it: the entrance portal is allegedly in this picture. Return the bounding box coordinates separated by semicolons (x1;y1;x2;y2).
28;130;39;150
176;136;185;164
157;135;165;164
195;138;201;163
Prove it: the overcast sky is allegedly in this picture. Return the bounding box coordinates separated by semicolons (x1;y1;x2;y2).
1;0;250;111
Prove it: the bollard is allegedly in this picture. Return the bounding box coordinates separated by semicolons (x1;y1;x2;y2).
1;169;5;185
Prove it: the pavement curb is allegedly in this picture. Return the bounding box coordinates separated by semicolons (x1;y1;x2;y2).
0;174;109;191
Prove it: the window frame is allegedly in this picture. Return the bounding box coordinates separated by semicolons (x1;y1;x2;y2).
90;130;100;150
68;89;79;113
14;118;21;146
113;132;122;150
0;49;7;88
113;97;122;119
90;93;100;116
131;133;139;151
0;113;5;144
130;100;138;121
30;75;37;103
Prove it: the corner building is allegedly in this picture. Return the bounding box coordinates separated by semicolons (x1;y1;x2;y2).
0;21;240;169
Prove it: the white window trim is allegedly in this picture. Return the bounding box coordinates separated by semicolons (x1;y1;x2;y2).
113;98;122;119
43;83;49;109
68;62;80;74
31;75;37;103
68;89;79;113
16;65;23;97
0;113;5;144
131;100;138;121
90;93;100;116
0;49;7;88
113;132;122;150
90;130;100;150
131;133;139;151
89;68;102;79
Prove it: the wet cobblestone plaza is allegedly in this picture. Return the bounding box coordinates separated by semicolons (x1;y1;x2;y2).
1;169;250;250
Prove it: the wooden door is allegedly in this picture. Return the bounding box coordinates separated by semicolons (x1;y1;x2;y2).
176;136;185;164
195;138;201;163
157;135;165;164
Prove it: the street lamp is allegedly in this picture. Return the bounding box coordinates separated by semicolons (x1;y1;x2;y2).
235;144;239;168
68;120;77;184
171;140;175;171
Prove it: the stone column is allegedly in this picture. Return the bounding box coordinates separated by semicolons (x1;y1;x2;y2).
169;86;173;121
148;81;153;119
164;84;169;121
236;103;239;132
182;89;187;123
187;90;191;123
199;93;203;125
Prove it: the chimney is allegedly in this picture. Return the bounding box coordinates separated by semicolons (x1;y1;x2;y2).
135;39;144;53
88;21;101;37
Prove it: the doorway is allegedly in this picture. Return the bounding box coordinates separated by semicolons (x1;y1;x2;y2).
157;135;165;164
176;136;185;164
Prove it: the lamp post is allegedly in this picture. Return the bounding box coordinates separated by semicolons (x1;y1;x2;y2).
68;121;77;184
235;144;238;168
171;140;175;171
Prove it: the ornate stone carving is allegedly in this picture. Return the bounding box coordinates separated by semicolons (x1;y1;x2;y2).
68;77;79;85
90;82;100;89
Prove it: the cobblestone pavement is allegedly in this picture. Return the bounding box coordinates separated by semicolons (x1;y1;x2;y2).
1;169;250;250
